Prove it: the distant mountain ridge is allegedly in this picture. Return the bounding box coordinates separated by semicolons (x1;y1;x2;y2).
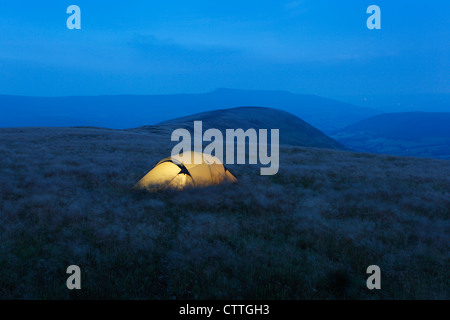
154;106;346;150
0;89;379;133
333;112;450;159
335;94;450;113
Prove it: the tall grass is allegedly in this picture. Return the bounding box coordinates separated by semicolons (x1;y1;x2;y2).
0;127;449;299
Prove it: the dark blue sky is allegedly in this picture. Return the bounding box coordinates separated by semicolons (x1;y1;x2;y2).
0;1;448;97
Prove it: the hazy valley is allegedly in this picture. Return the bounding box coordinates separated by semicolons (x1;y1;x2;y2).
333;112;450;159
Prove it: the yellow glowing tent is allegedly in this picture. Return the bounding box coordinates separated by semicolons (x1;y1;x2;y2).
134;151;237;191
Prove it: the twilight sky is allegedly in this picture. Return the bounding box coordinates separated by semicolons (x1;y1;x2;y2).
0;1;448;97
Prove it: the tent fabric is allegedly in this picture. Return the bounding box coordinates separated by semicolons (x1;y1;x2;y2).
134;151;237;191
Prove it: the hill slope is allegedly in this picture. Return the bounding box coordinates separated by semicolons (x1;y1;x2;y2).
0;126;448;299
155;106;346;150
333;112;450;159
0;89;378;133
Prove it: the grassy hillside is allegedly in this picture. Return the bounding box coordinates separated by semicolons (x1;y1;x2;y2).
0;127;449;299
333;112;450;159
156;107;346;150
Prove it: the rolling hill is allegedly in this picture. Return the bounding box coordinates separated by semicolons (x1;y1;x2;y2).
154;106;346;150
0;89;379;133
333;112;450;159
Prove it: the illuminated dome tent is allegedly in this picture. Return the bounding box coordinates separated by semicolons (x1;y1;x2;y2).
134;151;237;191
